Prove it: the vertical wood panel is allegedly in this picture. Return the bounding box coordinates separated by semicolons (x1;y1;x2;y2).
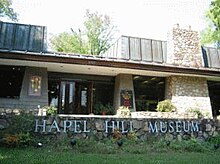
130;37;141;60
0;22;46;52
28;26;44;52
141;39;152;61
162;41;167;62
14;25;30;50
0;23;14;49
152;40;163;62
121;36;129;59
209;48;219;68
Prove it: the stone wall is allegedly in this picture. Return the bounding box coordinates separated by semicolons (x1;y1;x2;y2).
14;116;220;141
165;76;212;116
1;110;219;142
167;24;203;67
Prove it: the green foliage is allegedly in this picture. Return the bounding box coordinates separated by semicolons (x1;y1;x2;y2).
0;112;35;137
84;9;116;55
0;0;18;21
44;106;57;116
1;147;220;164
201;0;220;47
0;112;34;147
169;139;210;152
93;102;114;115
2;132;31;147
188;108;203;118
50;31;88;54
156;100;176;112
126;131;138;141
2;133;220;163
17;132;31;146
116;106;131;118
50;10;116;55
208;135;220;145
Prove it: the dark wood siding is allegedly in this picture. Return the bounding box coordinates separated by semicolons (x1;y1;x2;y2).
0;22;47;52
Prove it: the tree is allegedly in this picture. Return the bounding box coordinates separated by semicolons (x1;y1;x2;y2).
84;10;116;55
0;0;18;21
50;10;116;55
201;0;220;47
50;30;88;54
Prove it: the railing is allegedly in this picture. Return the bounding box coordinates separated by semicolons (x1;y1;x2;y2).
0;21;47;52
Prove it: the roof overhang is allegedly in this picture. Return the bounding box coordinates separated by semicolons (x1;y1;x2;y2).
0;51;220;80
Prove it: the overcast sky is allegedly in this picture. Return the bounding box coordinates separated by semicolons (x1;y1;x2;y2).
6;0;212;40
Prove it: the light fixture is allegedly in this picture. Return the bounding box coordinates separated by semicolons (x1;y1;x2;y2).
143;80;148;84
29;76;42;96
37;142;43;148
117;139;123;147
70;139;77;147
133;76;140;80
158;81;164;85
214;144;219;150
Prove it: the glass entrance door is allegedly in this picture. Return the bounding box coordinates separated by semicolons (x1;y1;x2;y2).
59;81;92;114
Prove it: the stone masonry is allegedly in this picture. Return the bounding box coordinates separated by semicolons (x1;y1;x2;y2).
165;25;213;117
167;24;203;67
3;115;218;142
165;76;212;117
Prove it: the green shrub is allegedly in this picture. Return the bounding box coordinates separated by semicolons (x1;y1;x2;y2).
156;100;176;112
2;132;31;147
188;108;203;118
126;131;138;141
45;106;57;116
0;112;35;147
208;135;220;145
17;132;31;146
0;112;35;136
93;102;114;115
116;106;131;118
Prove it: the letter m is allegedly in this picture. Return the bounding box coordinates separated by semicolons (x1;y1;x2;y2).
149;121;158;133
191;121;199;132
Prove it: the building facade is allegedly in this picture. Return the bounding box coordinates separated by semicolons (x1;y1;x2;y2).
0;22;220;118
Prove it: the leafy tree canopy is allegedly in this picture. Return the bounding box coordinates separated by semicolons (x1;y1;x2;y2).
201;0;220;47
0;0;18;21
50;10;116;55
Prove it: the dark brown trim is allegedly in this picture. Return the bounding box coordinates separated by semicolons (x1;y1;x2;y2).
0;51;220;77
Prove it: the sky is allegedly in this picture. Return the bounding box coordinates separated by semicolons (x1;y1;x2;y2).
5;0;212;41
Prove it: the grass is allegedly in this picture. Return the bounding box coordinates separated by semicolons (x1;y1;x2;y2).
0;147;220;164
0;140;220;164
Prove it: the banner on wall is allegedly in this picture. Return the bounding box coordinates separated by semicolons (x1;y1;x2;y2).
120;90;133;109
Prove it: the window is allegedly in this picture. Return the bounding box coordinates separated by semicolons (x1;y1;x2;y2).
208;80;220;117
0;66;25;98
133;75;165;111
48;73;115;115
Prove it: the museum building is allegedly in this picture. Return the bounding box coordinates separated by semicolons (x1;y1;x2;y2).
0;22;220;118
